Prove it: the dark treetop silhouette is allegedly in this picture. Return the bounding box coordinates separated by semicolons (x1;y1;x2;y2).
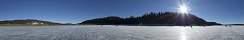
79;12;221;26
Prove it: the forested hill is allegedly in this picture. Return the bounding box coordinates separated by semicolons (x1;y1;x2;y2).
0;19;61;25
79;12;221;26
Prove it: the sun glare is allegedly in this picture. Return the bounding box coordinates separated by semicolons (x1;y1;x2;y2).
178;0;190;14
179;5;188;13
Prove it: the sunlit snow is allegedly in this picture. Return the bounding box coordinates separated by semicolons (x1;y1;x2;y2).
0;25;243;40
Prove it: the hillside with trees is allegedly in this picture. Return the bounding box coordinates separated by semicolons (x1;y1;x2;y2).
79;12;221;26
0;19;62;26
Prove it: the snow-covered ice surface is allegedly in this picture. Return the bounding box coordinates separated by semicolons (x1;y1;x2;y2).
0;25;244;40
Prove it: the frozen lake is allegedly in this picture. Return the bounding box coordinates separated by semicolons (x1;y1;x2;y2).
0;25;244;40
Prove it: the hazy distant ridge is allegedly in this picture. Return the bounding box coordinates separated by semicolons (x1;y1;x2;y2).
0;19;61;25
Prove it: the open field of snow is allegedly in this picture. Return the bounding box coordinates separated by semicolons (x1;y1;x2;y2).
0;25;244;40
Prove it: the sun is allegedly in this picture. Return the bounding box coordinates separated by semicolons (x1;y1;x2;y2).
179;5;189;13
177;0;190;14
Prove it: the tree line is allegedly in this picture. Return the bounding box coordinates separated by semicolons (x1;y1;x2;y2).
79;12;221;26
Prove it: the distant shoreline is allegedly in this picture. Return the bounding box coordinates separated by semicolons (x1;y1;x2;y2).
1;24;241;26
0;24;58;26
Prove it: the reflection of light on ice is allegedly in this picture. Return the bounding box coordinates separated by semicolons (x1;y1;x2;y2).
180;27;187;40
180;32;186;40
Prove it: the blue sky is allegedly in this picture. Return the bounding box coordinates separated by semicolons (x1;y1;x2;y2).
0;0;243;24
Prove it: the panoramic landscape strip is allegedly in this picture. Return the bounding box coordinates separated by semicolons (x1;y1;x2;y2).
1;12;243;26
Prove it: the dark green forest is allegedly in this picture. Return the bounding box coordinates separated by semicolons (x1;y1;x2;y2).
79;12;221;26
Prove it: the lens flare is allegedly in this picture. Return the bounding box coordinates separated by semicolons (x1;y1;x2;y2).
177;0;191;14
